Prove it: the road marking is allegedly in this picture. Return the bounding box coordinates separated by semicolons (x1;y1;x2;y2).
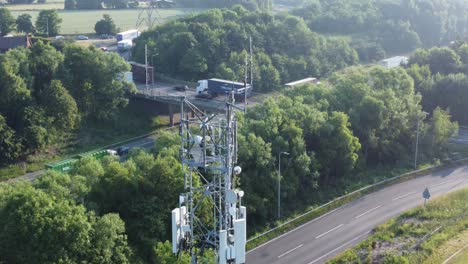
392;192;417;201
354;205;382;219
315;224;344;239
277;244;303;259
431;180;454;188
246;208;339;254
442;242;468;264
307;230;371;264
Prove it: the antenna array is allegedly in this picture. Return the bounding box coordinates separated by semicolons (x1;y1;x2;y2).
172;94;247;264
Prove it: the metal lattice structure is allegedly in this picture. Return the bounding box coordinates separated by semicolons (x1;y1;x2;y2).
172;93;247;264
136;0;161;29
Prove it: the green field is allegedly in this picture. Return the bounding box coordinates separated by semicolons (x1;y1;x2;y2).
8;8;201;34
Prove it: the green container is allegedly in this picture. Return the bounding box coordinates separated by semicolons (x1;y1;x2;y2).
45;158;78;173
76;150;109;160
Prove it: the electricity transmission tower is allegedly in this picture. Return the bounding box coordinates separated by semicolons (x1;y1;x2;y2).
136;0;161;29
172;93;247;264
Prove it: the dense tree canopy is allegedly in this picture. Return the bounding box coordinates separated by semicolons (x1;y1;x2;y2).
94;14;118;35
35;10;62;37
0;8;15;36
293;0;468;61
407;41;468;125
133;7;358;92
0;41;135;164
16;13;35;34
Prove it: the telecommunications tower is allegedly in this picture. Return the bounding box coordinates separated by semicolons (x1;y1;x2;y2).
171;93;247;264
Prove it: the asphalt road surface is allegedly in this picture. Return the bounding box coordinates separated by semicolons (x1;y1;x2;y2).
246;165;468;264
6;136;156;183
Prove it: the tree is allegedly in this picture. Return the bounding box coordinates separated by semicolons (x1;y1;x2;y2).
62;45;135;121
76;0;101;10
426;47;461;75
428;107;458;158
94;14;118;35
64;0;77;9
35;10;62;37
29;40;64;95
0;182;133;263
41;80;80;131
0;114;22;164
16;13;35;34
103;0;129;9
0;8;15;36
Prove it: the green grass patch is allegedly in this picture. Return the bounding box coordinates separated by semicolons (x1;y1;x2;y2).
448;243;468;264
9;8;203;34
0;100;169;181
328;188;468;264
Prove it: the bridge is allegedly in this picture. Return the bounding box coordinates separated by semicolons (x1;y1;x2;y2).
133;82;266;126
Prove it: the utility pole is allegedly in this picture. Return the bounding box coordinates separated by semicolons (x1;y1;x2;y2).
244;55;248;113
278;151;289;219
46;18;49;37
145;44;148;96
249;36;253;90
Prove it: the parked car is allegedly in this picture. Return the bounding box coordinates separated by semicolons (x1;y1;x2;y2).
100;47;108;52
55;35;64;40
76;35;89;40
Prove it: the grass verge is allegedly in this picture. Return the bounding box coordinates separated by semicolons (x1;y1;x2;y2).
328;188;468;264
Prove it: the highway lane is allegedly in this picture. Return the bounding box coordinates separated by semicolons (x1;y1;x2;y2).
246;165;468;264
5;136;157;183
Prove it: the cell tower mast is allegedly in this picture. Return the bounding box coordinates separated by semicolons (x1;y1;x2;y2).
172;93;247;264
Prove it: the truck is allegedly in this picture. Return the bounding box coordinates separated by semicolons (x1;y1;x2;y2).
117;39;133;52
196;78;252;100
116;29;139;42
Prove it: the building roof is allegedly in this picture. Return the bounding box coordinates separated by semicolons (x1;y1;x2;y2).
0;36;32;52
379;56;408;68
285;77;317;87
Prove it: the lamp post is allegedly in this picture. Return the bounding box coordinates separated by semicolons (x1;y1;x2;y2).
278;151;289;219
414;111;428;169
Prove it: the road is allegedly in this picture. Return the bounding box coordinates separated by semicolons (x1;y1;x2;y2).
246;164;468;264
5;136;157;183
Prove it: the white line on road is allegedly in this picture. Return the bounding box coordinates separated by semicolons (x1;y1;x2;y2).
442;242;468;264
277;244;303;259
315;224;344;239
246;208;339;254
355;205;382;219
430;180;454;188
392;192;417;201
307;230;371;264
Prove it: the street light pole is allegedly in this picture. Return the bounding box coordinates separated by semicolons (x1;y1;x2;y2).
278;151;289;219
